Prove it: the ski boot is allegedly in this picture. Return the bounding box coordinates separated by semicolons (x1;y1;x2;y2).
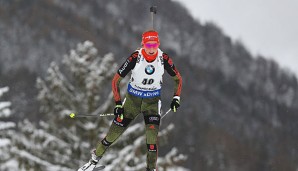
78;150;102;171
146;168;156;171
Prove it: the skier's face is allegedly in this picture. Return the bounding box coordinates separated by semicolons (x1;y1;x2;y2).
143;40;159;56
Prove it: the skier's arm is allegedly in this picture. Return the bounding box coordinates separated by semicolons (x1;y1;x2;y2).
163;53;182;112
112;73;123;105
172;73;182;97
163;53;182;97
112;51;139;104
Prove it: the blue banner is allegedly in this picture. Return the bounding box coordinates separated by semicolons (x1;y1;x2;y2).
127;84;161;98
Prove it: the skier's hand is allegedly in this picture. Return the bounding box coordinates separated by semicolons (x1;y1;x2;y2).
170;96;180;112
114;105;124;116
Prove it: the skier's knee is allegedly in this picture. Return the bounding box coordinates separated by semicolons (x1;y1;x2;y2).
112;116;132;127
144;115;160;125
147;144;157;152
101;138;112;147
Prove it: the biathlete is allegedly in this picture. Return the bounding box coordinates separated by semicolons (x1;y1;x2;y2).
78;30;182;171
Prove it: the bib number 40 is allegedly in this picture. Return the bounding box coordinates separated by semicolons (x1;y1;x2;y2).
142;78;154;85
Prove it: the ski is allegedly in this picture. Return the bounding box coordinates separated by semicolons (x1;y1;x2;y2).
77;162;105;171
93;165;105;171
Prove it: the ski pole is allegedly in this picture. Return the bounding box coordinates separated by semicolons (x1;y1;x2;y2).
69;98;127;118
150;0;157;29
69;112;114;118
69;108;172;119
161;108;172;119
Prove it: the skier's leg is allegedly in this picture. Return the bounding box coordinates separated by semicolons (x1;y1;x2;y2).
142;97;161;170
95;116;133;156
95;93;141;157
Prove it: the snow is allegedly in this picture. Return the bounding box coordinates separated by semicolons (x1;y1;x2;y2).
0;105;11;117
0;138;10;147
10;147;73;171
82;121;97;130
0;87;11;117
0;87;9;96
0;159;19;171
167;167;191;171
122;122;143;136
0;121;15;130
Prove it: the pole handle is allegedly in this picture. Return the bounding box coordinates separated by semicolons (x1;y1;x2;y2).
150;5;157;29
150;6;157;14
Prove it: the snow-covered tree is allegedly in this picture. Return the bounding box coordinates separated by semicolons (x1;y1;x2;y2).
0;87;17;171
11;41;187;171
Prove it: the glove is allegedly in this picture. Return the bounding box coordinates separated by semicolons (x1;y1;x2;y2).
114;104;124;117
170;96;180;112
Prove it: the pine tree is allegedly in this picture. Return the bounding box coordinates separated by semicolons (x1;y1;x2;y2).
0;87;17;171
10;41;187;171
